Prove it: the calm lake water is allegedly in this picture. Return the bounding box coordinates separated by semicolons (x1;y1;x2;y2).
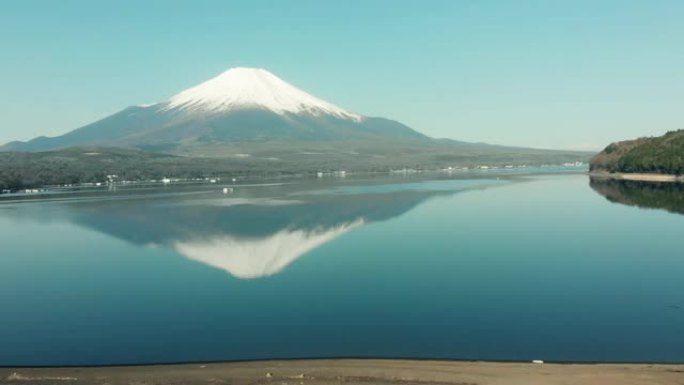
1;171;683;366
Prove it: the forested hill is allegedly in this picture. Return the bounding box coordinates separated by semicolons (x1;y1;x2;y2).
0;148;254;191
0;145;591;191
590;130;684;175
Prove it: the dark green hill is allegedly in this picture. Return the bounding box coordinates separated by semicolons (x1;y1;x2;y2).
590;129;684;175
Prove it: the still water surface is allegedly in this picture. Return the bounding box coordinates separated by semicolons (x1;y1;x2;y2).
1;172;683;365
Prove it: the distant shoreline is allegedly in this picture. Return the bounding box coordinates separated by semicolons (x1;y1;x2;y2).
2;359;683;385
590;171;684;182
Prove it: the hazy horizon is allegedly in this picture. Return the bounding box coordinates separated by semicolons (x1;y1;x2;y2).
2;0;683;151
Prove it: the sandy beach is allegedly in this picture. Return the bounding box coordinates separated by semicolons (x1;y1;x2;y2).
2;359;684;385
590;171;684;182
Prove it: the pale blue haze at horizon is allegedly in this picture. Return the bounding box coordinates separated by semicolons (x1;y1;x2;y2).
1;0;683;150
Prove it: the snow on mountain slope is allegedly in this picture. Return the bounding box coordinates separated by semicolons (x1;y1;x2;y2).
161;67;361;121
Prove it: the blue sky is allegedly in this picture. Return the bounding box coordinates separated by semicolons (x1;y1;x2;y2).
1;0;683;150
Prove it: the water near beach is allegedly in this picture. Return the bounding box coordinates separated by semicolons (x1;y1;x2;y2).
1;171;683;366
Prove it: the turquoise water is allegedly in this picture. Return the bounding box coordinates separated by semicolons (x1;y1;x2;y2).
1;173;683;365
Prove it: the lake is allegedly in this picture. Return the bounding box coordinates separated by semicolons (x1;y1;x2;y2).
1;171;683;366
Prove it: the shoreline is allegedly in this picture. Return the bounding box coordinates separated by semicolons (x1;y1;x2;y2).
2;359;684;385
590;171;684;182
0;167;587;204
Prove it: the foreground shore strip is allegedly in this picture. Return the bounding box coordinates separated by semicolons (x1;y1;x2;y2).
2;359;684;385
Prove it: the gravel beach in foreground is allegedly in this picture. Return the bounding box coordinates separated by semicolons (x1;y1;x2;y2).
2;359;683;385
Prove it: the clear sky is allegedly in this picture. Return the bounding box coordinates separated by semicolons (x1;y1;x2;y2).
1;0;683;150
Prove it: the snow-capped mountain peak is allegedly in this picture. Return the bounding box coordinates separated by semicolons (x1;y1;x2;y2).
161;67;361;121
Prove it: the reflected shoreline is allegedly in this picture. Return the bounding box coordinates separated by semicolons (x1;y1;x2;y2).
589;176;684;215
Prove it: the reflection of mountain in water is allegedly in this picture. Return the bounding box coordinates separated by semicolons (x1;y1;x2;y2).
175;219;364;278
589;177;684;215
71;191;434;244
56;184;484;278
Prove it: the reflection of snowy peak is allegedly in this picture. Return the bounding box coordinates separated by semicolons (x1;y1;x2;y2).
51;184;461;280
162;67;361;120
174;220;364;279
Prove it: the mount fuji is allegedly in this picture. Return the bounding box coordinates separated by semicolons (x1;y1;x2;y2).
1;67;428;153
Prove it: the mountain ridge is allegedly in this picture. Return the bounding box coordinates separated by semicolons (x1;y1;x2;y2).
0;67;592;179
1;67;429;153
